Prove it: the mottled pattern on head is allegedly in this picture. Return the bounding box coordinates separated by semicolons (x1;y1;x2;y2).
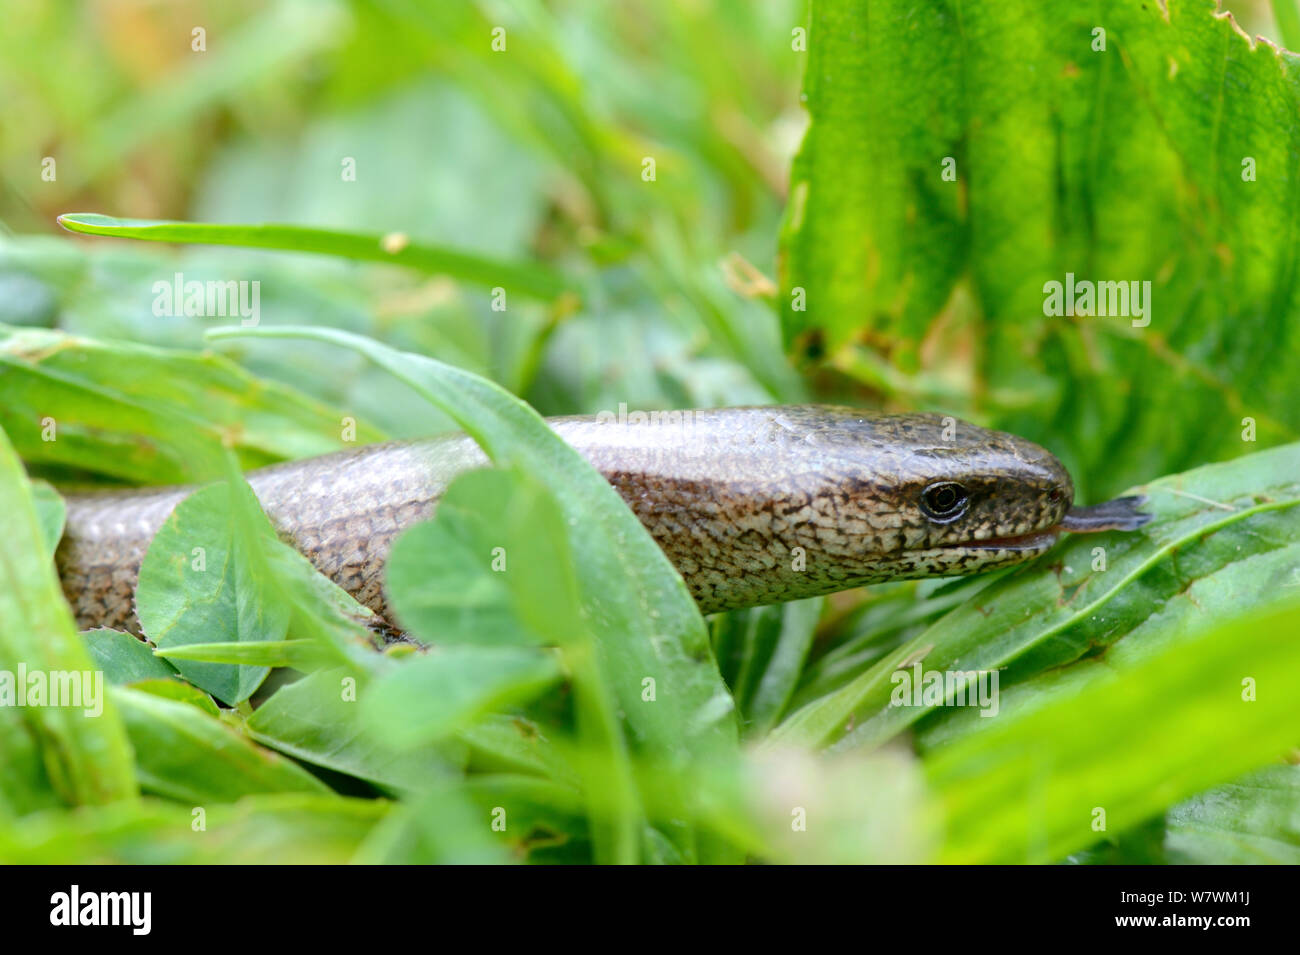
551;406;1074;613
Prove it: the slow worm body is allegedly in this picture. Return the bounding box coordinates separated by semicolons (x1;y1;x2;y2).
54;405;1148;633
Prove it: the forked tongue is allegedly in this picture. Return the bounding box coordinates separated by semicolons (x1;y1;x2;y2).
1061;495;1152;533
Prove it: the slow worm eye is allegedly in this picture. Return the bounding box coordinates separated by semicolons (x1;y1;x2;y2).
921;482;969;522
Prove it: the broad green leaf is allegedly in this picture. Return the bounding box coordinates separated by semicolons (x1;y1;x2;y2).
58;214;577;302
351;785;507;864
924;596;1300;863
384;467;644;863
0;795;388;865
134;466;380;703
0;425;136;805
361;646;564;747
31;480;65;553
1164;765;1300;864
459;774;589;861
0;718;62;819
245;669;464;795
770;440;1300;750
780;0;963;358
0;324;381;484
918;540;1300;753
135;482;289;704
388;465;639;653
112;686;328;804
126;678;221;718
911;538;1300;865
458;714;579;787
383;472;534;647
789;575;999;711
1061;779;1276;865
83;629;179;685
782;0;1300;498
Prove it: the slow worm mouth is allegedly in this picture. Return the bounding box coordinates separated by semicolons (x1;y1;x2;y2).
940;529;1061;552
938;495;1152;552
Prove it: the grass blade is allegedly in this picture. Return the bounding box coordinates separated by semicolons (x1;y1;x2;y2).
58;214;577;302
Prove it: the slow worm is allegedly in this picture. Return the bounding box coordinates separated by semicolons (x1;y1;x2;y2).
54;406;1149;633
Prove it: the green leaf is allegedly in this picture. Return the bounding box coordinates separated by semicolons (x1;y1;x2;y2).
125;678;221;718
132;458;378;699
0;718;62;819
245;669;464;795
780;0;963;358
917;540;1300;754
1165;765;1300;864
383;472;535;647
135;482;288;704
82;629;179;685
713;598;822;738
0;324;381;484
351;785;508;864
362;646;564;747
153;638;329;669
112;686;329;803
458;715;579;787
0;795;388;864
782;0;1300;498
770;440;1300;750
460;774;589;860
789;575;999;711
0;426;136;805
911;535;1300;864
31;480;65;554
923;596;1300;863
57;214;577;302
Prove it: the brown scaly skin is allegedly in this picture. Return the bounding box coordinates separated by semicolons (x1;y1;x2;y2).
55;405;1141;634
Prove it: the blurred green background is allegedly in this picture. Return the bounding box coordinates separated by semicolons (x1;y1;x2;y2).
1;0;809;445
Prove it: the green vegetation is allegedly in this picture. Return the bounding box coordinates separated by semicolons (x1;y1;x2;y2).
0;0;1297;863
